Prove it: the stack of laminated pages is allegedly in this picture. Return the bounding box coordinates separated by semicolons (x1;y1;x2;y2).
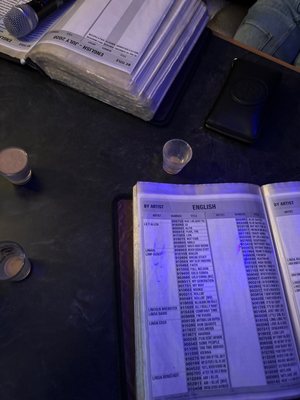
0;0;209;120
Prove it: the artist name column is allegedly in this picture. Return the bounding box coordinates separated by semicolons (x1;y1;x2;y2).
237;216;300;384
249;217;300;383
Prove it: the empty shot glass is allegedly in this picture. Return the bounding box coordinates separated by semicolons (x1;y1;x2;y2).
0;147;32;185
163;139;192;174
0;241;31;281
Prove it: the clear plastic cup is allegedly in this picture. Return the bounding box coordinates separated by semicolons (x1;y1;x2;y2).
163;139;192;174
0;147;32;185
0;241;31;281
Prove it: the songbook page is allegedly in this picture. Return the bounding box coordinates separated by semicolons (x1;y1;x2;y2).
134;182;300;400
39;0;174;73
262;181;300;353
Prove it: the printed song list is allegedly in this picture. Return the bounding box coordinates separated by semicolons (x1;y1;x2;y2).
172;217;229;391
141;197;300;398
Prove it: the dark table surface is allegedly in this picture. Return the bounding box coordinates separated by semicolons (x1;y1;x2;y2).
1;31;300;400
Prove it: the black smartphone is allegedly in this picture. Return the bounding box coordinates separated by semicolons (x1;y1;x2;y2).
205;58;281;143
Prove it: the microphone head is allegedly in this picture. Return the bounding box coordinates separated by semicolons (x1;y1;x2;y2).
3;4;38;38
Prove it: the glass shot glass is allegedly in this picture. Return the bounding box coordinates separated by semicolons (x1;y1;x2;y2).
0;147;32;185
163;139;193;174
0;241;31;281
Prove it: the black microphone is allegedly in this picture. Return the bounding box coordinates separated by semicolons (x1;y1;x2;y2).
3;0;71;39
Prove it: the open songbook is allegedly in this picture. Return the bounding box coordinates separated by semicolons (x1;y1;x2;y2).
0;0;208;120
133;181;300;399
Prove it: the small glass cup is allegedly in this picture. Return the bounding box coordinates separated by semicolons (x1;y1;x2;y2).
163;139;192;174
0;147;32;185
0;241;31;281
